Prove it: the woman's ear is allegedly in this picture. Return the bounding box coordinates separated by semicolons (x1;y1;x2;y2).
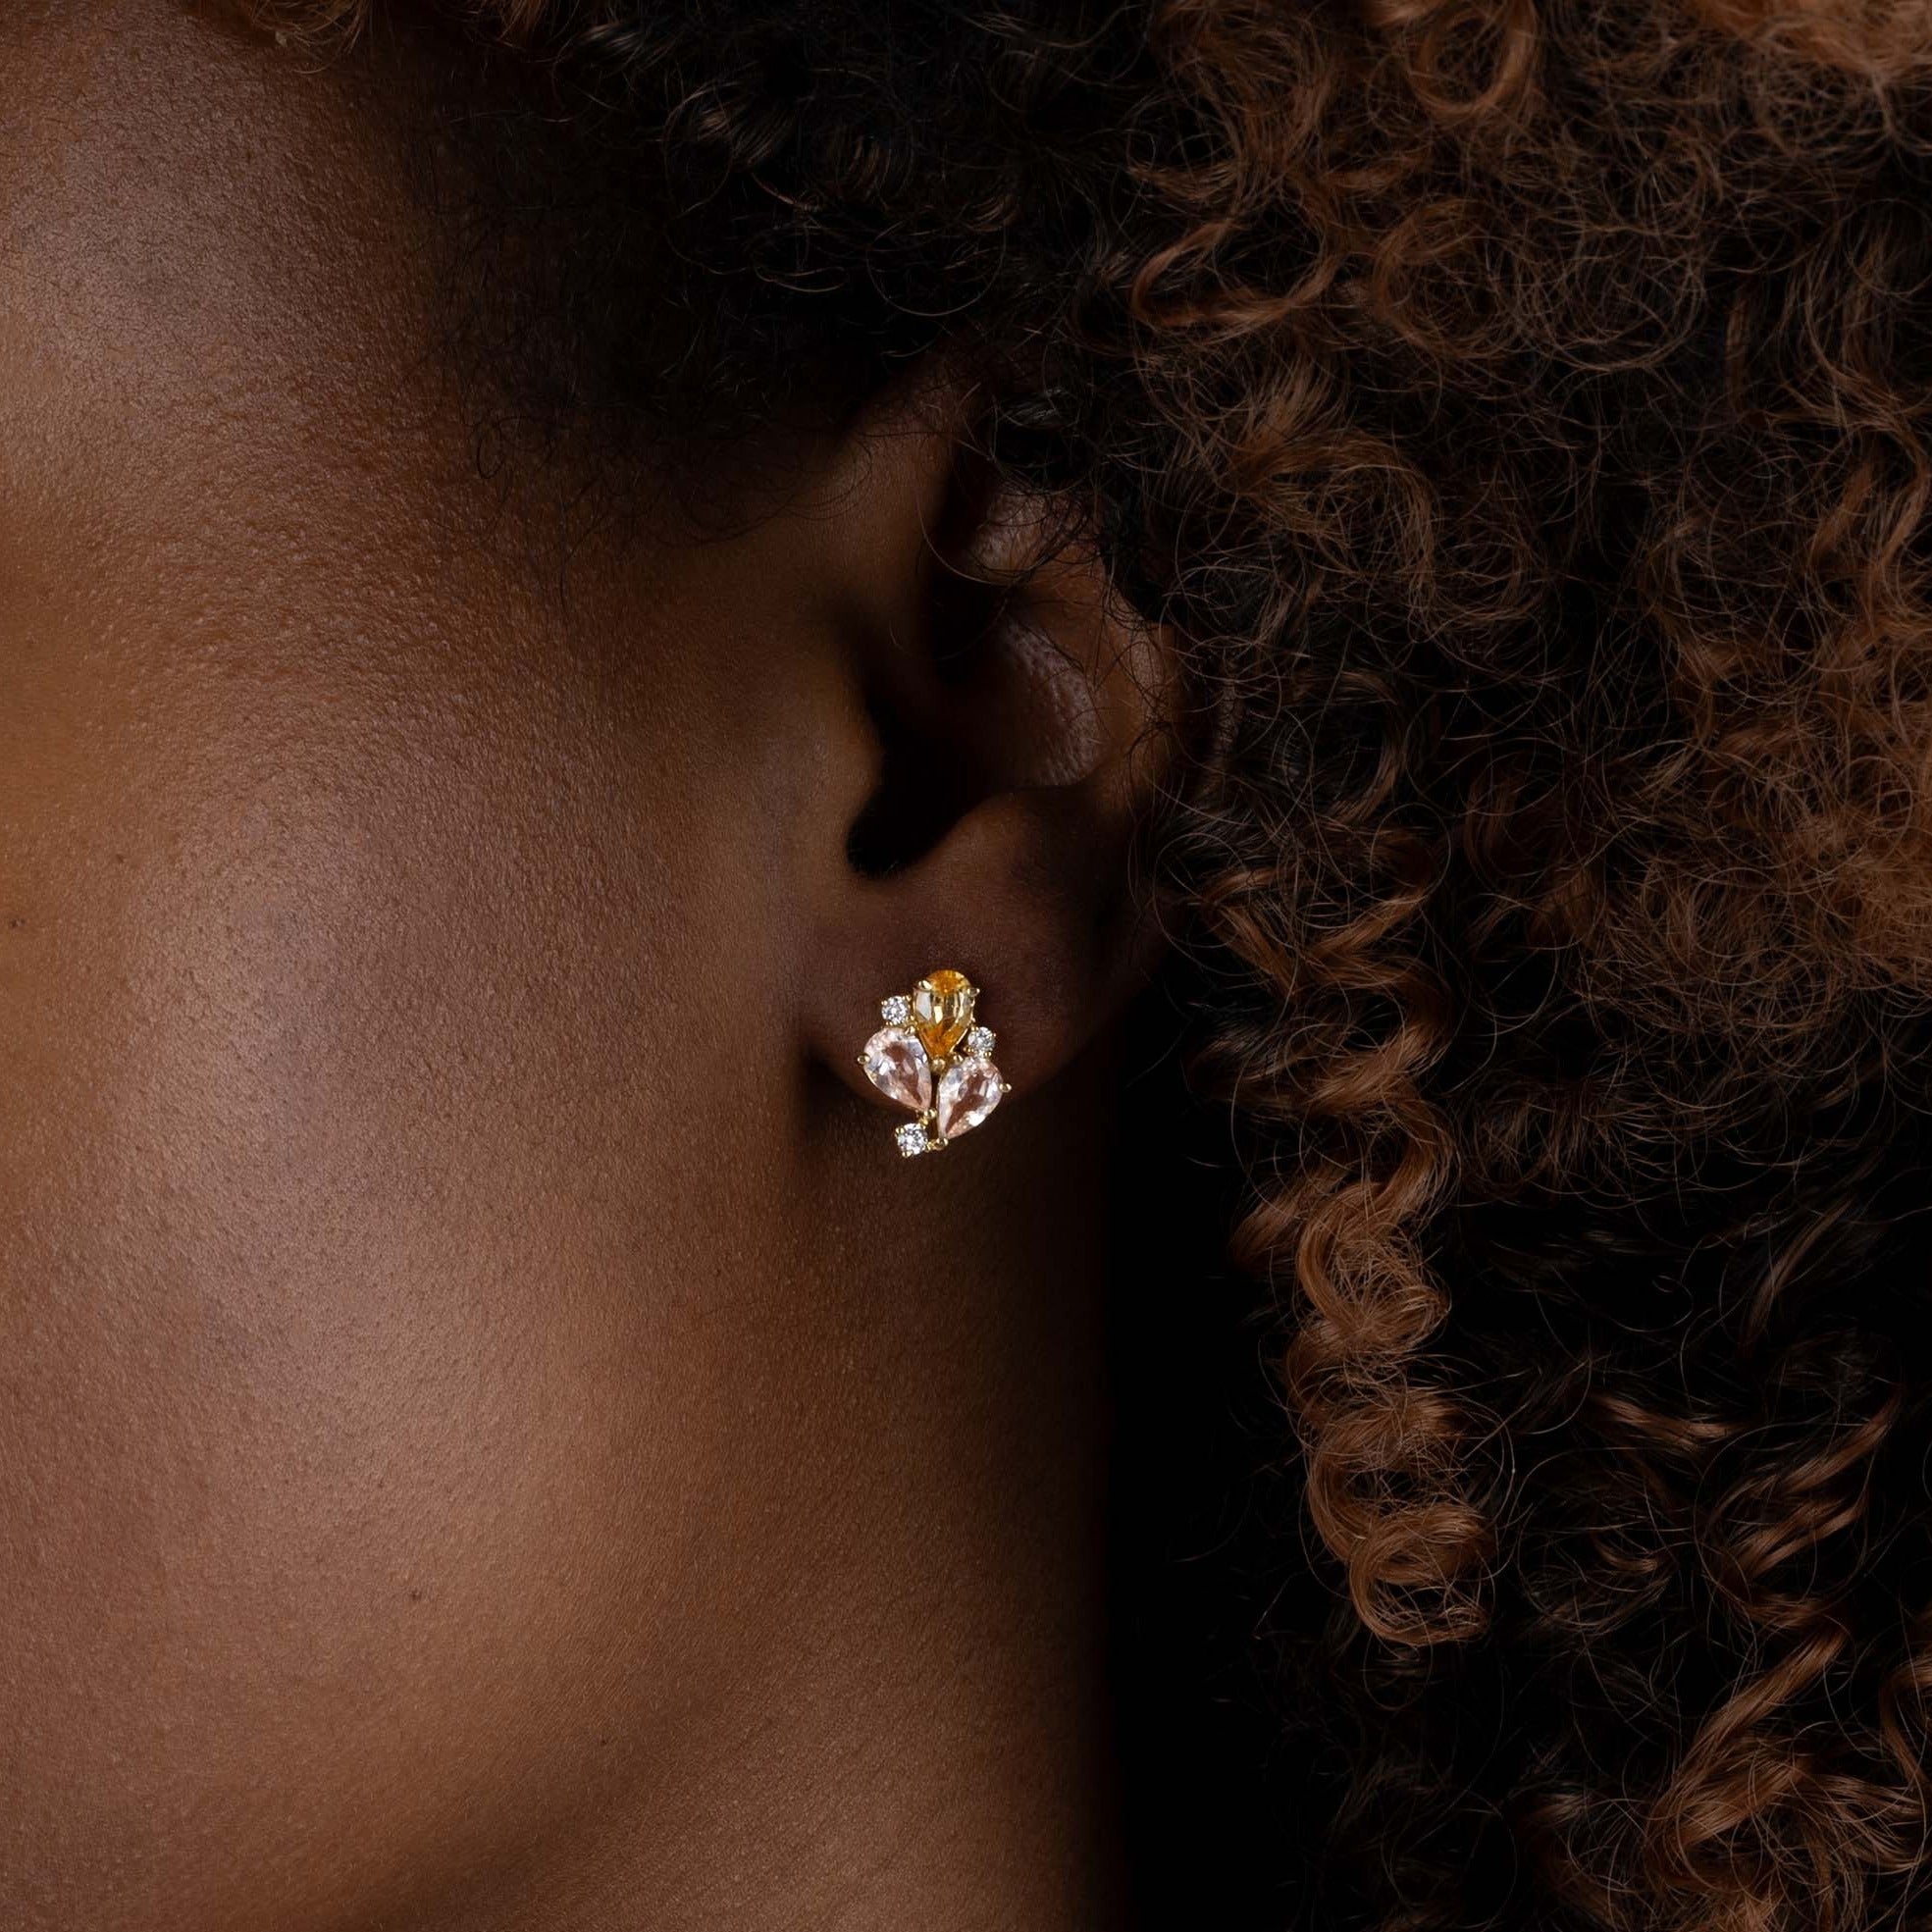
790;369;1174;1115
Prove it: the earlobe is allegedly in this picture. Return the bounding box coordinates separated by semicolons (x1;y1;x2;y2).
819;782;1153;1097
786;371;1174;1138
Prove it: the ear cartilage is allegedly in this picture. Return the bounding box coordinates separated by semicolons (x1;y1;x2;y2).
858;968;1008;1157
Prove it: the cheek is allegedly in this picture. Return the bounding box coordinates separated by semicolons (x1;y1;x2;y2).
0;12;827;1910
0;639;781;1923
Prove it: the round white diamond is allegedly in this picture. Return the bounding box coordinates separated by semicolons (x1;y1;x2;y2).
895;1122;929;1158
880;994;913;1026
965;1025;996;1059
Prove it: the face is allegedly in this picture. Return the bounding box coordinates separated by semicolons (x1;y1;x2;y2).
0;6;1151;1924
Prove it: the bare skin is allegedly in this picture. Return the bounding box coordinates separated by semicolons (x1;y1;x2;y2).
0;5;1167;1927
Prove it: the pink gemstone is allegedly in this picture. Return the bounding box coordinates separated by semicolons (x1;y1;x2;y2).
936;1058;1005;1140
861;1027;931;1112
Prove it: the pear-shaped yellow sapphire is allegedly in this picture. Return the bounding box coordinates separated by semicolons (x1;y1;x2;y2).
911;968;975;1058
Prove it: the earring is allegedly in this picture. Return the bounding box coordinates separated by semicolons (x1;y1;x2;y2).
858;967;1011;1158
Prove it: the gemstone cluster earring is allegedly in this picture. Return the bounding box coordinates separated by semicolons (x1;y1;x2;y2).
858;967;1010;1158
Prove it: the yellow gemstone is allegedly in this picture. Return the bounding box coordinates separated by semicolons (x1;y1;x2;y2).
911;968;975;1058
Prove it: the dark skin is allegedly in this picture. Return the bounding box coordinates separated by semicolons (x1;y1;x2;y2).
0;5;1172;1926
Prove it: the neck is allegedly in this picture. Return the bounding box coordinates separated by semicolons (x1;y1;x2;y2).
442;1068;1131;1930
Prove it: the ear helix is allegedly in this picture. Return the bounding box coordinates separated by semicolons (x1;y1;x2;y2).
856;968;1011;1159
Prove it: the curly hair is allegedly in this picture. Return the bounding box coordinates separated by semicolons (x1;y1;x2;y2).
272;0;1932;1923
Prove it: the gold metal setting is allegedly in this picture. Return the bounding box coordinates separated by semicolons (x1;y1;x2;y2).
856;967;1012;1158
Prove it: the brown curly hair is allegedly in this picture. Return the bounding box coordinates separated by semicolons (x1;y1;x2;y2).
273;0;1932;1922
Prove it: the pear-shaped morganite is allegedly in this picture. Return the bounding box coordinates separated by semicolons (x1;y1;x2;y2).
862;1027;932;1112
936;1057;1005;1140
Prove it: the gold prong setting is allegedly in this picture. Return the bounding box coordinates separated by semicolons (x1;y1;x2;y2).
860;968;1008;1158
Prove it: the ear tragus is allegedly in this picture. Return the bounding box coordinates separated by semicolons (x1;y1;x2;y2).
845;497;1115;877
